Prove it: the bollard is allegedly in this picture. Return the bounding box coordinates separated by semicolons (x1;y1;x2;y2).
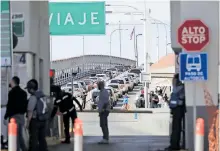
74;118;83;151
8;118;17;151
195;118;204;151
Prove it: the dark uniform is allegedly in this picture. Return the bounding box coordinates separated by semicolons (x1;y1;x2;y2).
51;86;82;144
165;74;186;151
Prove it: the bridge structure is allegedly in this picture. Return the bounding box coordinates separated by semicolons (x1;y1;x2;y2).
51;55;136;85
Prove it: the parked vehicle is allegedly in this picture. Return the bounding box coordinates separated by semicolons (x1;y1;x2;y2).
73;82;85;98
123;77;134;91
108;83;123;98
90;89;100;109
127;73;139;85
107;68;118;77
105;86;118;107
78;81;87;91
89;76;101;82
109;79;128;94
96;74;109;81
61;83;73;94
84;79;94;87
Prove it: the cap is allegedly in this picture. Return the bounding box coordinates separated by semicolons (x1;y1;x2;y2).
25;79;37;89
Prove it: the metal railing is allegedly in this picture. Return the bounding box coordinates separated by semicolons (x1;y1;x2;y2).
54;69;104;86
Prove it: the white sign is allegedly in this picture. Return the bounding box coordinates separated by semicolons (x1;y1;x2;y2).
181;26;206;44
140;72;151;83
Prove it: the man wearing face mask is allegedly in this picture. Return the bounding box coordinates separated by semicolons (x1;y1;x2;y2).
165;73;186;151
97;81;110;144
4;76;28;151
25;79;48;151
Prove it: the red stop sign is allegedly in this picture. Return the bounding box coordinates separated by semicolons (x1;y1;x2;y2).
178;20;209;51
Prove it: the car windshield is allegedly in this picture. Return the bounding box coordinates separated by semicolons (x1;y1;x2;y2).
109;85;119;89
66;83;72;87
119;80;124;84
108;68;116;71
84;81;91;85
73;84;79;88
130;69;141;74
90;77;97;80
96;75;104;77
110;80;119;83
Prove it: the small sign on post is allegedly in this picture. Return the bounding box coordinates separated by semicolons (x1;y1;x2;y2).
140;72;151;83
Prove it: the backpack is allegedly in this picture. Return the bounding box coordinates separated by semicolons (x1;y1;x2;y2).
35;96;49;121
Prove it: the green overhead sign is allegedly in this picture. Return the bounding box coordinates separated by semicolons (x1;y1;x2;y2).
1;0;12;67
49;2;106;35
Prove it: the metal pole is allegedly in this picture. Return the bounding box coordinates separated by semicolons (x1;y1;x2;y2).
119;21;122;57
109;36;112;68
193;85;197;151
135;34;143;68
143;0;151;108
82;36;85;72
135;36;138;67
50;36;52;66
164;24;168;55
156;23;159;61
133;27;136;66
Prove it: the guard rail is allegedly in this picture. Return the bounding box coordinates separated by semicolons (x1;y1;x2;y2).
54;69;103;86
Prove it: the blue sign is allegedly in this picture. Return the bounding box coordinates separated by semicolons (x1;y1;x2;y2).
179;52;208;81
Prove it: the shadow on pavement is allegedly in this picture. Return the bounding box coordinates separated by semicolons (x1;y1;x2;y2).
48;135;169;151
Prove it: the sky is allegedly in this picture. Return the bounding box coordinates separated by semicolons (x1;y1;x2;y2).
50;0;171;64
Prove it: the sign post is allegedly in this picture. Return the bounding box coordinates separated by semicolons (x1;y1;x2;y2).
178;19;209;151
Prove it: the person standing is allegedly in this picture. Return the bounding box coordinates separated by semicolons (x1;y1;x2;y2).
50;85;83;144
4;76;28;151
165;73;186;151
25;79;49;151
97;81;110;144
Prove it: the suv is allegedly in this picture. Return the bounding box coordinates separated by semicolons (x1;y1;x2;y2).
109;79;128;94
108;83;123;98
105;86;118;107
124;77;134;91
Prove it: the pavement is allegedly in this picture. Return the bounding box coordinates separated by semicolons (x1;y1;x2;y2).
48;72;171;151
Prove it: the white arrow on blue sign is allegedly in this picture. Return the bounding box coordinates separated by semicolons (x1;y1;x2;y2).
179;52;208;81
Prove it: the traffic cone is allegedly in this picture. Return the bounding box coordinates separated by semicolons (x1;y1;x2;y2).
8;118;17;151
195;118;204;151
74;118;83;151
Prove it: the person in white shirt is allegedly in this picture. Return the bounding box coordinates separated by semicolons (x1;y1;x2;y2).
157;89;164;108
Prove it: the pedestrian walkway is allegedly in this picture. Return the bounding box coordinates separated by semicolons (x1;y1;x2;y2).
48;136;169;151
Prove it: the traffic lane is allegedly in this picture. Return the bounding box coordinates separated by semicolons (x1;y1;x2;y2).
48;136;169;151
114;84;142;109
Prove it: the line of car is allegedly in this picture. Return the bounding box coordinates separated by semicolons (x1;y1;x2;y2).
61;67;142;110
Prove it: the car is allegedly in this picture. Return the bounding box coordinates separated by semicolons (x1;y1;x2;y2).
72;82;85;98
61;83;73;94
108;83;123;98
78;81;87;91
129;68;141;77
89;77;101;82
105;86;118;108
107;68;118;77
96;74;109;81
127;73;139;85
124;76;134;91
90;89;100;109
109;79;128;94
84;79;94;88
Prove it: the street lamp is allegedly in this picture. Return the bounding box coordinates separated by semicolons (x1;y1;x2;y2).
105;4;139;10
135;34;143;67
109;28;128;67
